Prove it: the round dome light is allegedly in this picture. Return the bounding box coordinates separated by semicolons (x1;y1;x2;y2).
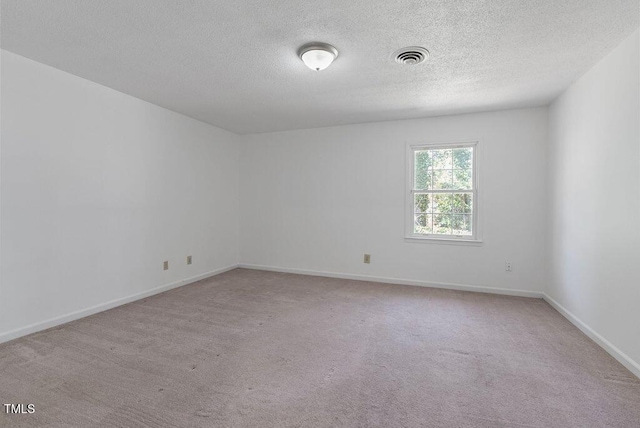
298;42;338;71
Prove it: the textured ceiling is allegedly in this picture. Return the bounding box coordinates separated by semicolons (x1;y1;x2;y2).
2;1;639;134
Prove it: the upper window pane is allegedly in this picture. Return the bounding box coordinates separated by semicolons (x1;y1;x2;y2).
431;149;452;169
453;169;472;190
415;147;473;191
414;150;431;189
452;148;473;169
432;169;453;190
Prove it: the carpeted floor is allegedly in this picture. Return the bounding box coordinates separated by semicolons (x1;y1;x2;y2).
1;269;639;427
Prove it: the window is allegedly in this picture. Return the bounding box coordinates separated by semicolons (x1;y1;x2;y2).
406;142;479;241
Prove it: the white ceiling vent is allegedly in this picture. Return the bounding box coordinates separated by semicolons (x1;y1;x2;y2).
393;47;430;65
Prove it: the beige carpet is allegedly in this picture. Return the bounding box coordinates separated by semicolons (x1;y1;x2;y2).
1;269;639;427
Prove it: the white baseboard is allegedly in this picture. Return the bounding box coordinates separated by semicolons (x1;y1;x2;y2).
239;265;639;379
0;264;238;345
543;293;640;379
238;263;544;298
5;263;636;381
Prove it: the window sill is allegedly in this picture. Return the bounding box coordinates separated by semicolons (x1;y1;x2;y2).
404;236;484;246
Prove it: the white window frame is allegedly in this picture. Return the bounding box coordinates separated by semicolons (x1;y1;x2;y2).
405;141;482;244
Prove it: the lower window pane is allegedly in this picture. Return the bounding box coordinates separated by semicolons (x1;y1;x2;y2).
414;214;433;234
414;194;430;213
413;192;474;237
452;193;473;213
432;193;452;213
433;213;452;235
452;214;473;236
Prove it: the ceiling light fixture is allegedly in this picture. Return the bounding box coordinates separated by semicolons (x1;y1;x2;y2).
298;42;338;71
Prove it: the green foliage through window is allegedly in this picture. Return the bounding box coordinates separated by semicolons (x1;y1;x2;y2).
412;145;475;237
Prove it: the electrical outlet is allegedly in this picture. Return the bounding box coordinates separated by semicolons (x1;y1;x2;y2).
187;255;192;265
505;262;512;272
364;254;371;264
163;261;169;271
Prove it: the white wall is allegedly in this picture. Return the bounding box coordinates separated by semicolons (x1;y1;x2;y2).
239;108;548;294
547;30;640;372
0;51;239;341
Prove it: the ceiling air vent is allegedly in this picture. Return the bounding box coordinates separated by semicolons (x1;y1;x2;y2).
393;47;430;65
